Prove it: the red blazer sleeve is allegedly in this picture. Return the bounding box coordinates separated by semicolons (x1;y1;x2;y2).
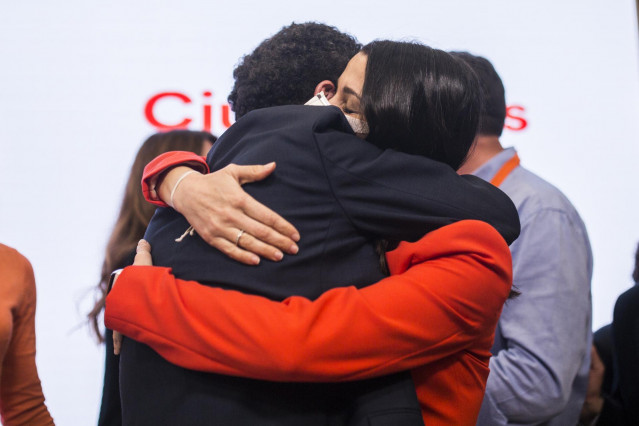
142;151;209;207
105;220;512;381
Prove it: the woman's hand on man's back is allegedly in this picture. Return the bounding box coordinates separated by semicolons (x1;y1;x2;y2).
168;163;300;265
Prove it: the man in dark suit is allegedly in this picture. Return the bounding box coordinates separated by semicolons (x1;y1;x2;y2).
100;22;363;426
115;27;520;426
120;23;433;426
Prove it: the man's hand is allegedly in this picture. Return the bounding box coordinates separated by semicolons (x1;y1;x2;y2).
112;240;154;355
165;163;300;265
579;345;605;424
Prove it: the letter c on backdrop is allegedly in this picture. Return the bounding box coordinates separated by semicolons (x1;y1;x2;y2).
144;92;192;129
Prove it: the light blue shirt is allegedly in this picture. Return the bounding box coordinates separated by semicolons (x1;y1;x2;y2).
474;148;593;426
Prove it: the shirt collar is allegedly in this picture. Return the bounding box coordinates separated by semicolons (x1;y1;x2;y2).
472;147;518;181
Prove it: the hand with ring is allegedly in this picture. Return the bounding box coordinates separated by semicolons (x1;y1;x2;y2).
156;162;300;265
235;230;246;247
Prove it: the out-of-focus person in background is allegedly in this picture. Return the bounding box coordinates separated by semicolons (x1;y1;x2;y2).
453;51;593;426
607;278;639;424
580;243;639;425
0;244;55;425
87;130;215;426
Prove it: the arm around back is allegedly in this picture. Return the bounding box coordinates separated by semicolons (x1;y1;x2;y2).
105;220;512;381
313;121;520;245
141;151;299;264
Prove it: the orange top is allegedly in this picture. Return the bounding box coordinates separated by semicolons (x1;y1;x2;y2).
0;244;54;426
106;220;513;425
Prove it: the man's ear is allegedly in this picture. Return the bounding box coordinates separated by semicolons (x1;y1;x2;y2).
314;80;336;100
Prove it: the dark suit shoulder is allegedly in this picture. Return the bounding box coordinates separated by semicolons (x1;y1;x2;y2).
239;105;352;133
206;105;354;170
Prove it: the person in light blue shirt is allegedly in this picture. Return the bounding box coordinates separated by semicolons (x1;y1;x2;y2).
453;52;593;425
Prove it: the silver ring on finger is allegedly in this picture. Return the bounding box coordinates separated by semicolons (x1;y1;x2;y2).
235;229;246;247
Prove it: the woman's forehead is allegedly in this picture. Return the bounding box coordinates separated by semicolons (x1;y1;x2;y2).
337;52;367;96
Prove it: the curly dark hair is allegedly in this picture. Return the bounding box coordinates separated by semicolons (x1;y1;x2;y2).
228;22;361;118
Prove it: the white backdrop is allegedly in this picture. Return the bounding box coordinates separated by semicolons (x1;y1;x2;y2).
1;1;638;424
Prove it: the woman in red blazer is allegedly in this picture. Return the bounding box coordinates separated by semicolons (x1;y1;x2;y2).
108;40;518;426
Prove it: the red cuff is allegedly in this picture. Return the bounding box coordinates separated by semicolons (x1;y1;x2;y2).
141;151;209;207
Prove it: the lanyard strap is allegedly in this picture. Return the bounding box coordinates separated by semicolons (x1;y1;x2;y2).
490;153;520;187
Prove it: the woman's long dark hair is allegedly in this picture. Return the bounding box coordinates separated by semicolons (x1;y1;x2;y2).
361;41;481;276
360;40;480;171
88;130;216;342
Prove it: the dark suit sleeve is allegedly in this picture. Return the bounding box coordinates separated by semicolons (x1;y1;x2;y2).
313;126;520;244
97;328;122;426
97;250;135;426
611;285;639;424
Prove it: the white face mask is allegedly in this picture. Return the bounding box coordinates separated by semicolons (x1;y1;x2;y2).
343;114;369;139
304;92;369;139
304;92;332;106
